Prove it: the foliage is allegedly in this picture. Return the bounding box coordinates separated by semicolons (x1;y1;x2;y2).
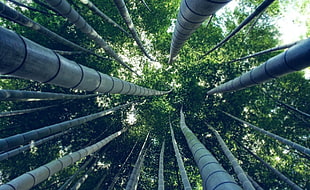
0;0;309;189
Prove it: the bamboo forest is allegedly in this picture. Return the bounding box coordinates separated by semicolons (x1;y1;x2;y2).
0;0;309;189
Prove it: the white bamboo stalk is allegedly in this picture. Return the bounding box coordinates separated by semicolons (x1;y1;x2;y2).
158;141;165;190
168;0;230;63
44;0;138;74
221;111;310;156
0;130;69;161
0;2;108;61
113;0;154;61
0;127;128;190
225;40;300;64
201;0;276;57
243;145;303;190
58;156;94;190
0;103;131;152
0;104;57;117
207;37;310;95
170;124;192;190
0;27;170;96
78;0;131;37
208;125;255;190
180;109;242;190
70;158;98;190
125;133;149;190
0;90;100;101
107;141;138;190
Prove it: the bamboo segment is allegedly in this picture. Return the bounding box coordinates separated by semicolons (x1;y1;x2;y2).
125;133;149;190
208;125;255;190
58;156;95;190
201;0;276;58
79;0;131;37
243;146;303;190
0;2;109;61
45;0;138;74
158;141;165;190
0;128;128;190
168;0;230;63
170;124;192;190
180;110;242;190
0;103;131;152
0;27;170;96
0;90;100;101
113;0;154;61
0;105;57;117
225;40;300;65
222;111;310;156
208;37;310;94
0;130;69;161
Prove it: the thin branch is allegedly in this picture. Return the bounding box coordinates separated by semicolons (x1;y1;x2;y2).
6;0;56;16
200;0;276;58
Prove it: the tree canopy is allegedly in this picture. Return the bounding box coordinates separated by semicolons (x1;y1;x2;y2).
0;0;309;189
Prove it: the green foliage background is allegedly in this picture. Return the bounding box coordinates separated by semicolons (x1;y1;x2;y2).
0;0;309;189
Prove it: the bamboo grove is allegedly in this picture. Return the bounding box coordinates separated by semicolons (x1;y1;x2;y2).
0;0;309;189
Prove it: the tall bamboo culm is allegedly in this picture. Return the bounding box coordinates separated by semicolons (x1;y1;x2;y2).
208;125;255;190
170;124;192;190
207;37;310;94
0;103;131;152
221;111;310;156
158;141;165;190
44;0;138;74
113;0;154;61
242;145;303;190
180;110;242;190
0;27;170;96
125;133;150;190
0;2;108;61
0;128;128;190
168;0;230;63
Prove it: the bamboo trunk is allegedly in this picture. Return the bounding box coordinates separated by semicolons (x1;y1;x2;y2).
70;158;98;190
0;2;108;61
180;109;242;190
45;0;138;75
125;133;149;190
0;90;100;101
208;125;255;190
58;156;94;190
158;141;165;190
201;0;276;58
207;37;310;94
221;111;310;156
168;0;230;63
113;0;154;61
170;124;192;190
242;145;303;190
79;0;131;37
0;103;131;152
6;0;54;16
0;27;170;96
0;104;57;117
225;41;299;64
0;127;128;190
0;130;70;161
